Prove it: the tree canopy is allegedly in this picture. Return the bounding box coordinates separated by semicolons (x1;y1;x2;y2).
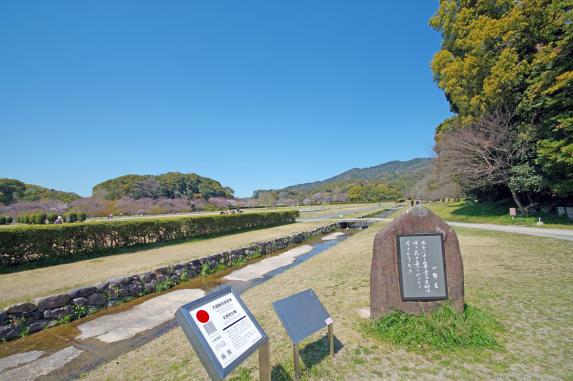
431;0;573;200
92;172;234;201
0;178;80;205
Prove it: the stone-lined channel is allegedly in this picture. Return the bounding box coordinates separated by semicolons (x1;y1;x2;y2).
0;230;353;381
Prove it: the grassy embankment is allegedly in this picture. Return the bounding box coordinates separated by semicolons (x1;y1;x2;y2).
427;200;573;229
82;223;573;380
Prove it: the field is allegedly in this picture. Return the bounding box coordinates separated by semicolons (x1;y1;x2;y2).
427;201;573;230
81;222;573;380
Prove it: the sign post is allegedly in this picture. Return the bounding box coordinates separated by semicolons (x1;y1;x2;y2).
272;289;334;380
175;286;270;381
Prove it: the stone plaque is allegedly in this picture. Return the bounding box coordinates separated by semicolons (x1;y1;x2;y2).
370;206;464;317
396;234;447;300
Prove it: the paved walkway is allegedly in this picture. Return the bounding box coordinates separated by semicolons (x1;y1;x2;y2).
446;221;573;241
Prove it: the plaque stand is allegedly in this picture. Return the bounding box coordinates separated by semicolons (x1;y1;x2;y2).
221;340;270;381
258;338;271;381
292;323;334;380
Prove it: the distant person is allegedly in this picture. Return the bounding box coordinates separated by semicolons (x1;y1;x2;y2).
55;215;64;224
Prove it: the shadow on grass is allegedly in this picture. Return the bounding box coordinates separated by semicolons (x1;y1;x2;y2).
270;335;344;380
450;200;510;217
271;365;293;381
300;334;344;369
0;222;293;275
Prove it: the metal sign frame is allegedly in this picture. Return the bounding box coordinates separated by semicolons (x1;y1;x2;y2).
272;289;334;380
175;286;269;381
395;233;448;302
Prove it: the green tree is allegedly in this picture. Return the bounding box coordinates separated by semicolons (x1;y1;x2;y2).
431;0;573;198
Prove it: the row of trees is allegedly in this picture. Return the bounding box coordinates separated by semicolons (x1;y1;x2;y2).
254;182;404;206
0;196;247;219
430;0;573;208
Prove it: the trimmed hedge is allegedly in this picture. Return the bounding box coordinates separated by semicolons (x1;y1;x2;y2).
0;211;299;266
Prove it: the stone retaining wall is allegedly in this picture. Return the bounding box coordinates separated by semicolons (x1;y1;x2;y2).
0;223;339;342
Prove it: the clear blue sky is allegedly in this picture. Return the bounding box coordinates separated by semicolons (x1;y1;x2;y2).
1;1;450;198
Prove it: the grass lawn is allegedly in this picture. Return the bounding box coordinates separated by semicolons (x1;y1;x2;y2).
0;222;329;309
427;201;573;230
81;223;573;380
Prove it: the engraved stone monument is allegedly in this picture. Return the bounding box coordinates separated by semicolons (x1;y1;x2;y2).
370;206;464;317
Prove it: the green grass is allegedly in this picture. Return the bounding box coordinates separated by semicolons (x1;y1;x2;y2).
361;303;503;352
427;200;573;229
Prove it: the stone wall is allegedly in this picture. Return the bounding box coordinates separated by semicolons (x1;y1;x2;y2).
0;223;338;342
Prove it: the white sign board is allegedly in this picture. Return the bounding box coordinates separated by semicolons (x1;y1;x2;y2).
189;292;263;368
175;286;267;380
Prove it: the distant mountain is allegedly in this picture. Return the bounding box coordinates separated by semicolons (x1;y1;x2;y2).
283;158;434;193
0;178;81;205
92;172;234;200
252;158;435;204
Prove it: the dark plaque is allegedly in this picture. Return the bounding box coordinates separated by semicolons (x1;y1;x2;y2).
272;289;332;344
396;234;447;300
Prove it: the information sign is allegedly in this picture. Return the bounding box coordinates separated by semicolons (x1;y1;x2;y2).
175;286;268;380
396;234;448;301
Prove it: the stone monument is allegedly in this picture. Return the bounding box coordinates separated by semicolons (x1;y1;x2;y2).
370;206;464;317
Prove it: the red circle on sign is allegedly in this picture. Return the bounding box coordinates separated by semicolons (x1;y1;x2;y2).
196;310;210;323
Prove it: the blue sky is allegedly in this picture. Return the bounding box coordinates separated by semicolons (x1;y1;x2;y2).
0;1;450;198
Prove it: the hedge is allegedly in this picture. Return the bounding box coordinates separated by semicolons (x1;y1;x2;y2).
0;211;299;266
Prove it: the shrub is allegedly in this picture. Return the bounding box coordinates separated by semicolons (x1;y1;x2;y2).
6;216;12;224
35;214;47;225
0;211;298;266
64;213;78;223
77;212;87;222
0;216;6;225
47;213;58;224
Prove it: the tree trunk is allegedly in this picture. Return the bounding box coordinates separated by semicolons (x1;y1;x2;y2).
510;188;524;213
525;193;534;206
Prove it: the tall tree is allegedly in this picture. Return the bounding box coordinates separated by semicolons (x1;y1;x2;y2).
431;0;573;199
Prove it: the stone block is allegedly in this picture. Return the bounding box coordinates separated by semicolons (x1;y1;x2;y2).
72;297;89;306
34;294;70;312
68;286;96;299
371;206;464;317
5;302;36;314
88;293;107;306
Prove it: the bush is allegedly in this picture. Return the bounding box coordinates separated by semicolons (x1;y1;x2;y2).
35;214;47;225
6;216;12;224
0;216;6;225
77;212;87;222
0;211;298;266
64;213;78;223
47;213;58;224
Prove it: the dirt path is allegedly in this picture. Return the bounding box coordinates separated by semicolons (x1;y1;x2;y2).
0;222;326;308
